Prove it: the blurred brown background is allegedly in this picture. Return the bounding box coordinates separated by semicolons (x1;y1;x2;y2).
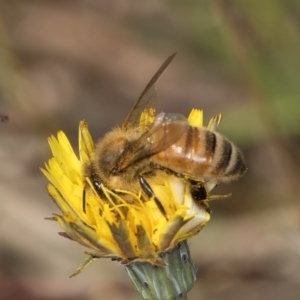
1;0;300;299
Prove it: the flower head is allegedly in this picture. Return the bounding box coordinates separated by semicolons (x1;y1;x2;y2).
42;109;222;277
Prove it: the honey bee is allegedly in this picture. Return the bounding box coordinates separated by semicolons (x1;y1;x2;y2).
83;53;246;215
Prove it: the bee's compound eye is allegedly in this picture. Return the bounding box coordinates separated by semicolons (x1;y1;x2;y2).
190;184;207;202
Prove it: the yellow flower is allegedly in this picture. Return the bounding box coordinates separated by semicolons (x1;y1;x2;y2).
42;109;221;277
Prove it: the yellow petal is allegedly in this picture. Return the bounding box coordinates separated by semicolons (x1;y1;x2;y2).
139;108;156;132
79;120;94;164
188;109;203;127
207;113;222;131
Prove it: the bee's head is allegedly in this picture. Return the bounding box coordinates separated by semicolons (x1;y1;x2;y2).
92;128;134;182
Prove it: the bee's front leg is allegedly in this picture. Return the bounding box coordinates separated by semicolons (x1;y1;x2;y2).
83;172;103;213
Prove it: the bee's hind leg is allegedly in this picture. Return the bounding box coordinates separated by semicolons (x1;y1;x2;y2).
189;180;208;202
138;176;168;219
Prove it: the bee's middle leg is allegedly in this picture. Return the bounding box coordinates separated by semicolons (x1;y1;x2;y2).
189;180;207;202
138;176;168;219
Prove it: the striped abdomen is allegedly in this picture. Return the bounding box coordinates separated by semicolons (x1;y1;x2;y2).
152;126;246;183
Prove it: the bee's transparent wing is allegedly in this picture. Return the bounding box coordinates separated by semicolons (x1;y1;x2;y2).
122;53;176;130
118;113;188;171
